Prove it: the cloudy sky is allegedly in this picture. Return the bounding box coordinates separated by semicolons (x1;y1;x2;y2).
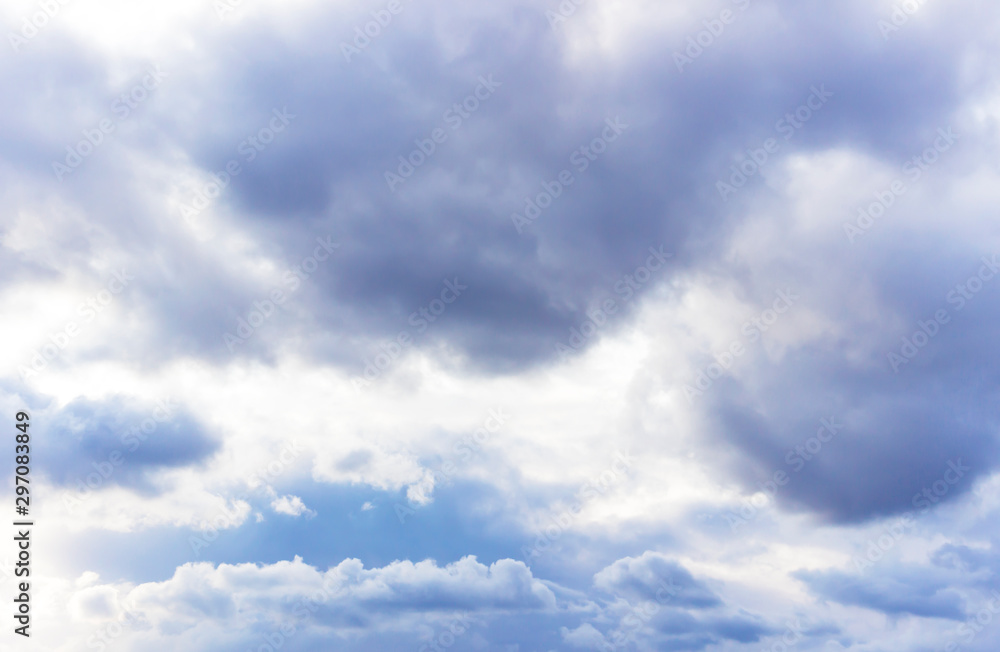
2;0;1000;649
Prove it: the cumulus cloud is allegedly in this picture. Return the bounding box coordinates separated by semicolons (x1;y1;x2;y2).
270;494;316;518
4;0;1000;649
584;553;773;650
63;555;557;650
593;552;721;609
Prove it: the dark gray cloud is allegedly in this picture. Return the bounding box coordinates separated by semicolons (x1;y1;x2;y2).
594;552;721;609
589;552;774;649
696;238;1000;523
704;362;998;523
795;567;968;621
3;0;992;378
37;395;219;491
2;4;1000;650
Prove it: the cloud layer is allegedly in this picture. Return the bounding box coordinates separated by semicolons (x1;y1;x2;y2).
3;0;1000;649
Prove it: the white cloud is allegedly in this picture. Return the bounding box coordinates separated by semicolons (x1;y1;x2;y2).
270;493;316;517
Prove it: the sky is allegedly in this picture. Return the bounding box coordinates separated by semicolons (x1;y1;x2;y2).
2;0;1000;650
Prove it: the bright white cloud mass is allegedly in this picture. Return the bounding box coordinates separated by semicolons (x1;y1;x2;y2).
2;0;1000;649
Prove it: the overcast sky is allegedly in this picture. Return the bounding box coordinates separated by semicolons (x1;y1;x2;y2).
3;0;1000;650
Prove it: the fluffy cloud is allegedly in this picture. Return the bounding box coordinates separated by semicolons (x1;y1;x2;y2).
3;0;1000;649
